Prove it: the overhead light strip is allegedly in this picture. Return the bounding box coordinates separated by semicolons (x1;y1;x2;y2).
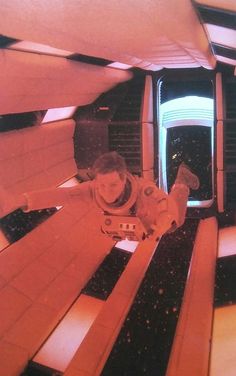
0;34;133;70
194;3;236;29
9;40;72;57
212;43;236;61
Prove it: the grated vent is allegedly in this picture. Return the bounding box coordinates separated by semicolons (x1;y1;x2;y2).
108;122;141;174
111;75;145;121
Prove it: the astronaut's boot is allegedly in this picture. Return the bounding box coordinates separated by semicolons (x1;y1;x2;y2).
175;163;200;190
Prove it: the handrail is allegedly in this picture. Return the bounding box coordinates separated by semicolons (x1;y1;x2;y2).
165;217;218;376
64;236;160;376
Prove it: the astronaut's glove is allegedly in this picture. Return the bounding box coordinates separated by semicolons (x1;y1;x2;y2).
148;212;176;241
0;186;27;218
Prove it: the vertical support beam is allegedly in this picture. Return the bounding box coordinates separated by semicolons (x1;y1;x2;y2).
216;73;224;212
166;217;218;376
141;75;154;180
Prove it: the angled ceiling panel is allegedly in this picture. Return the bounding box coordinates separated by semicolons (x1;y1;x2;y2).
0;0;216;70
0;49;133;114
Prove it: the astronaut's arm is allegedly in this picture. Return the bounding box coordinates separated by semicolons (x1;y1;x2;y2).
0;185;27;218
149;211;176;240
137;183;178;240
22;188;68;211
0;181;92;217
24;182;92;212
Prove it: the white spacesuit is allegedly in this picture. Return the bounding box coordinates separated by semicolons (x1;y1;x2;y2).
21;172;189;241
95;172;191;240
0;161;199;241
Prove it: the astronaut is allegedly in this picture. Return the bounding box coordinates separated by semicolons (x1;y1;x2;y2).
92;152;199;240
0;151;199;241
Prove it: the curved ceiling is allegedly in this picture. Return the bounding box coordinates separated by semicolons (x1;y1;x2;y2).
0;0;218;70
0;0;235;114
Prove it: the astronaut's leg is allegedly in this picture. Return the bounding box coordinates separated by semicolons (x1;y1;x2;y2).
169;184;189;227
175;162;200;190
169;163;200;227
